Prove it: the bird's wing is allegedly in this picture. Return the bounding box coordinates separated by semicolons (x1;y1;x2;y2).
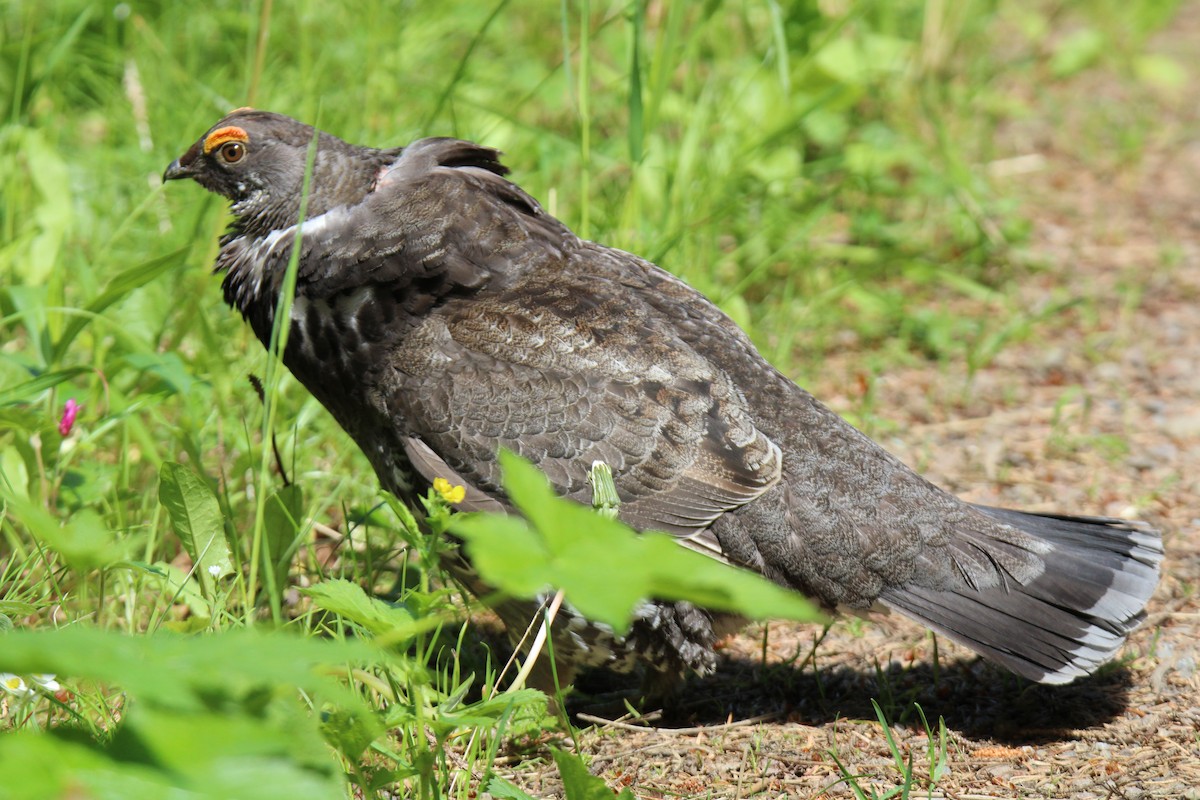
382;276;783;540
238;137;781;541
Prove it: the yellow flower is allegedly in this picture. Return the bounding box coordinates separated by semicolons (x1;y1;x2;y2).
433;477;466;505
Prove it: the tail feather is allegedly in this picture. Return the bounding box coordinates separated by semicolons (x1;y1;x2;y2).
880;506;1162;684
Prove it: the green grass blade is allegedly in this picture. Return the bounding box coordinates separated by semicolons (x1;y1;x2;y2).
0;367;90;406
50;248;187;365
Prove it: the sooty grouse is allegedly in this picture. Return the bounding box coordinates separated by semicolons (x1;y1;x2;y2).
164;109;1162;691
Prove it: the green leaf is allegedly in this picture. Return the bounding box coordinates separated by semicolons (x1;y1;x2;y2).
1;494;127;571
814;36;865;85
116;705;343;798
1;446;31;499
50;248;187;364
0;629;377;797
0;600;38;617
320;706;385;762
158;462;231;595
262;485;305;601
1050;28;1105;78
1134;53;1186;91
450;451;824;636
0;731;173;800
434;689;550;737
553;749;636;800
0;128;71;288
813;33;909;87
626;0;645;164
487;777;541;800
121;351;197;395
302;579;415;637
150;561;212;624
0;366;90;406
0;694;348;799
451;513;556;597
0;626;377;715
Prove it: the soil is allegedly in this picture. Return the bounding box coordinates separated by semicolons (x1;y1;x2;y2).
494;9;1200;799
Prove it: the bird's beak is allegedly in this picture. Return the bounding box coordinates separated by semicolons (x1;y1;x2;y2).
162;158;195;183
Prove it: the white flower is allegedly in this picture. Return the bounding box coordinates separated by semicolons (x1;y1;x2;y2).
31;674;61;692
0;673;34;699
207;565;222;578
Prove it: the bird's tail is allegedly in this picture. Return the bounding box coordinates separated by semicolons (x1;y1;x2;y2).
879;506;1163;684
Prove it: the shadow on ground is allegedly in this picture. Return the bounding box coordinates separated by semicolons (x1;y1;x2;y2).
570;652;1138;743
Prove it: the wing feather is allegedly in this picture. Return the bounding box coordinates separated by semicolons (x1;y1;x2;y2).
385;279;782;537
236;135;782;539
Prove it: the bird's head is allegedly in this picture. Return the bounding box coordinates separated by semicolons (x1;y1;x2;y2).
163;109;318;203
163;109;391;232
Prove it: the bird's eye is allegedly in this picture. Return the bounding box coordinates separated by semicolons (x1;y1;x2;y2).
217;141;246;164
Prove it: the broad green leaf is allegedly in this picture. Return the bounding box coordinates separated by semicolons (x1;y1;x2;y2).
450;451;824;636
150;561;212;625
813;33;909;87
262;485;304;601
0;731;176;800
861;33;912;76
449;513;555;597
158;462;231;595
0;629;374;797
553;749;636;800
117;705;343;796
302;578;414;637
1;494;127;571
320;706;385;762
1;446;31;499
0;626;377;715
802;106;850;148
488;777;540;800
0;682;349;800
2;286;52;366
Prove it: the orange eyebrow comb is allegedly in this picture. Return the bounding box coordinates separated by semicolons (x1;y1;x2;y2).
203;126;249;154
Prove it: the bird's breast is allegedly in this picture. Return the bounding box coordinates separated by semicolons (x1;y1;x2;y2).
284;288;401;389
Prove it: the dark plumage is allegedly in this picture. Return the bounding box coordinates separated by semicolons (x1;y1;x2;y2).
164;109;1162;690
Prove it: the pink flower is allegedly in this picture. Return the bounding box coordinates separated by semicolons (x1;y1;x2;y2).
58;399;80;436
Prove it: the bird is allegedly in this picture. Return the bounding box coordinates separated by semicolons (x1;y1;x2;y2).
164;108;1162;693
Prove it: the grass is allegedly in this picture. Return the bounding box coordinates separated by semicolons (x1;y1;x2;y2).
827;701;951;800
0;0;1183;797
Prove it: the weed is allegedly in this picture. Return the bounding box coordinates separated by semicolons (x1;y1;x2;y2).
824;700;949;799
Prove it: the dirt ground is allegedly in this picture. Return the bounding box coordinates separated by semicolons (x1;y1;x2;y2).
498;7;1200;800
